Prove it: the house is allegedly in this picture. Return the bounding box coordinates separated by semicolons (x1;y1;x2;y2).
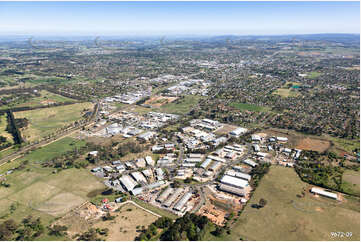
89;151;98;157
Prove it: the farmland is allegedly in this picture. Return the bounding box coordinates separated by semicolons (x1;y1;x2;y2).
13;102;94;142
222;166;360;241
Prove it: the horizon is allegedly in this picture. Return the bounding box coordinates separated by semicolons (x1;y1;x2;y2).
0;1;359;36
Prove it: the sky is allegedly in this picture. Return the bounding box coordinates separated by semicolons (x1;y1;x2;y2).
0;1;359;36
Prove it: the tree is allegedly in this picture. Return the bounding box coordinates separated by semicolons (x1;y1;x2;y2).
259;198;267;208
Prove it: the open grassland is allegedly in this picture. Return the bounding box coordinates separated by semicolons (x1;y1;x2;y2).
14;102;93;142
219;166;360;241
0;155;105;240
273;88;300;98
158;95;202;114
94;203;159;241
306;71;322;79
0;113;13;143
13;90;77;108
329;137;360;155
18;137;86;163
341;170;360;196
230;102;269;112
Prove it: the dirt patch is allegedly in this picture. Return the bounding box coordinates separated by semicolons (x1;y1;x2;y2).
95;203;158;241
144;96;178;107
214;124;239;135
36;192;86;216
295;138;331;152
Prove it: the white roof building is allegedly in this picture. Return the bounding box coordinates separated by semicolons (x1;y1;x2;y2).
145;156;155;166
173;192;192;211
220;175;249;189
311;187;338;200
229;127;248;136
119;175;138;191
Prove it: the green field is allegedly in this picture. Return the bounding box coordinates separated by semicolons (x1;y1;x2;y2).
341;170;360;196
230;102;269;112
213;166;360;241
329;137;360;154
306;71;322;79
14;102;93;142
0;113;13;144
0;137;105;240
273;88;300;98
158;95;202;115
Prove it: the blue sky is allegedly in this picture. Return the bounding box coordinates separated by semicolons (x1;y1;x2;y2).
0;1;359;36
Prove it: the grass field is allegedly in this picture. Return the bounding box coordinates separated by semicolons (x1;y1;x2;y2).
0;137;105;239
230;102;269;112
273;88;300;98
306;71;322;79
14;90;76;108
132;197;179;220
0;113;13;144
18;137;86;163
342;170;360;196
329;137;360;155
14;102;93;142
214;166;360;241
158;95;202;114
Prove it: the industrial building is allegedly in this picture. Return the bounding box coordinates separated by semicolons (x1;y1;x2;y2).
225;170;252;181
173;192;193;211
200;158;212;169
310;187;338;200
119;175;138;191
220;175;249;189
243;159;258;167
218;184;245;196
131;171;147;184
164;188;184;207
156;187;173;203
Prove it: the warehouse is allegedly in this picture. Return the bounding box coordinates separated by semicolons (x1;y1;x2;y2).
156;187;173;203
225;170;252;181
218;184;245;196
184;157;202;163
200;158;212;169
164;188;184;207
207;155;226;163
220;175;249;189
310;187;338;200
119;175;138;191
145;156;155;166
173;192;193;211
243;159;258;167
131;171;148;184
209;161;222;171
229;127;248;137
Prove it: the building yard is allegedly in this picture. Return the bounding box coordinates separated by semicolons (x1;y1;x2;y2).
221;166;359;241
144;96;178;107
14;102;94;142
